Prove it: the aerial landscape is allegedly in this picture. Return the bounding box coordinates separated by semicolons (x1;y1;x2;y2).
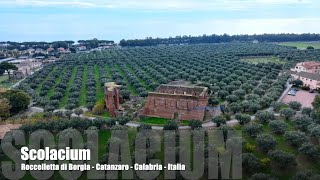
1;0;320;180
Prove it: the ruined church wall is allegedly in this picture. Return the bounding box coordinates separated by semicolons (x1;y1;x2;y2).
142;93;208;120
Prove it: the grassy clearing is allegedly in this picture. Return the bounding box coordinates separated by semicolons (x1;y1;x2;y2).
79;65;88;106
241;56;285;65
84;110;110;119
262;122;298;154
180;120;190;126
105;64;112;78
277;41;320;49
94;64;104;102
140;117;170;125
115;64;138;96
59;66;77;107
47;67;67;98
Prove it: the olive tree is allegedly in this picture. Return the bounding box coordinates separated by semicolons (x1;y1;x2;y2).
309;125;320;142
163;121;178;130
65;110;73;119
280;108;296;120
255;111;274;123
268;150;297;169
242;153;261;173
212;115;227;127
243;123;263;138
229;103;242;114
269;120;288;134
74;108;84;117
249;173;276;180
235;113;251;125
189;120;202;130
53;111;64;118
217;90;229;100
288;101;302;111
256;134;277;152
208;96;220;106
298;142;320;159
293;115;313;132
284;131;307;147
247;102;262;114
301;107;312;117
226;95;239;103
293;170;320;180
270;102;285;112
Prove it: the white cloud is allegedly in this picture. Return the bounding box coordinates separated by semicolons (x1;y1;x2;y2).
0;0;314;10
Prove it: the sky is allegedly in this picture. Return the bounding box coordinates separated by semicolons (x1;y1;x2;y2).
0;0;320;42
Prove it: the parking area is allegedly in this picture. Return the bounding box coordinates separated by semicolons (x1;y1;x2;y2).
281;90;318;108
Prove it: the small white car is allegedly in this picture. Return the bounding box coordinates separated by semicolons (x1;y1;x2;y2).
287;90;296;96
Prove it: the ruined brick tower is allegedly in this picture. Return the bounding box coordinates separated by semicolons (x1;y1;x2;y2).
105;82;121;117
142;84;209;121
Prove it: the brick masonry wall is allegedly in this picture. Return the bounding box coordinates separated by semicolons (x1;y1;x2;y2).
105;86;121;117
142;93;209;121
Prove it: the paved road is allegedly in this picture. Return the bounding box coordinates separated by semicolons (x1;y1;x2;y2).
266;80;292;112
202;121;215;128
277;80;292;102
126;122;140;128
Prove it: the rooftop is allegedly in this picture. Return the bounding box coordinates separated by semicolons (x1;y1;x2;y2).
18;56;29;59
0;57;16;63
35;56;45;59
291;70;320;81
298;61;320;69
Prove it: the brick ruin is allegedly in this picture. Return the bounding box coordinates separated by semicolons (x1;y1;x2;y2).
105;82;122;117
142;84;209;121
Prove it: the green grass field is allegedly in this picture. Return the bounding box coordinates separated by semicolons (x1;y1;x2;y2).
241;56;285;65
36;67;57;93
79;65;88;106
59;67;78;107
47;67;67;98
180;120;190;126
94;64;104;102
84;110;110;119
277;41;320;49
140;117;170;125
105;64;112;78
